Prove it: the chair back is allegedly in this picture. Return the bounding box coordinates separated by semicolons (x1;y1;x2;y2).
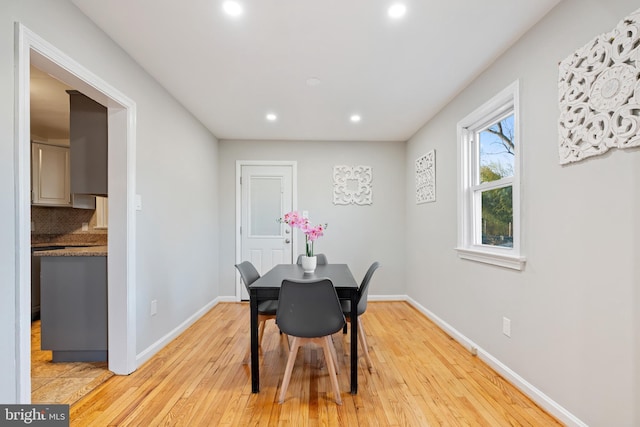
356;262;381;316
234;261;260;292
296;253;328;265
277;278;345;338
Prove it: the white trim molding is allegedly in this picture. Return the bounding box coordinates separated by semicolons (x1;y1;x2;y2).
455;247;526;270
15;23;137;401
405;296;587;427
136;298;222;367
456;81;525;270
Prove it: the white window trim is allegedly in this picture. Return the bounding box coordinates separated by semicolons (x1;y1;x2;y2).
456;81;525;270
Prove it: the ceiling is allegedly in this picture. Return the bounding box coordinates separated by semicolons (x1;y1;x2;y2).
30;66;73;141
49;0;562;142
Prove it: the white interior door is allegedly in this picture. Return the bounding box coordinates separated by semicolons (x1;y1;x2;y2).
240;164;294;300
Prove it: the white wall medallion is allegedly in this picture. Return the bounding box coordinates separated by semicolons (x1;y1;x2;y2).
558;7;640;164
333;165;372;205
416;150;436;204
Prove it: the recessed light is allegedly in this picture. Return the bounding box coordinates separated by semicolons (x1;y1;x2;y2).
306;77;321;86
266;113;277;122
388;3;406;19
223;1;243;17
350;114;361;123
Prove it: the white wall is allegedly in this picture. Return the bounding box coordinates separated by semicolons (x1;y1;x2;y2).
405;0;639;425
1;0;220;402
0;0;19;405
218;140;406;298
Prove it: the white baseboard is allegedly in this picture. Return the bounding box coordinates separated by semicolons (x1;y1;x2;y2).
368;294;407;302
216;295;238;303
135;297;221;367
405;296;587;427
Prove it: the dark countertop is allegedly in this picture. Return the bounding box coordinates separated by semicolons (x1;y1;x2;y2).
32;242;99;248
33;245;108;257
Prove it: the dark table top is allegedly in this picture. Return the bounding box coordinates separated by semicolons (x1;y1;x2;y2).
250;264;358;290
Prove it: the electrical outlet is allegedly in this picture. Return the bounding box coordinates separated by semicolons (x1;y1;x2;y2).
151;300;158;316
82;222;89;231
502;317;511;337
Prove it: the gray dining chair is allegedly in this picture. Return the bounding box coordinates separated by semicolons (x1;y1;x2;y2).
296;253;328;265
341;261;381;372
276;278;345;405
234;261;280;363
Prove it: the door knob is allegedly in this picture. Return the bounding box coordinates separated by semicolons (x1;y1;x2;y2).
285;239;291;244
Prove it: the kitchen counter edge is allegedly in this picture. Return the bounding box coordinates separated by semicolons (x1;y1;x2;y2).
33;246;108;257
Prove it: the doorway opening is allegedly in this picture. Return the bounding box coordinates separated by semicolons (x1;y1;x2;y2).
15;24;137;402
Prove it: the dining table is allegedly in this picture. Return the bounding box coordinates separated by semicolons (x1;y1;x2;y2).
248;263;360;394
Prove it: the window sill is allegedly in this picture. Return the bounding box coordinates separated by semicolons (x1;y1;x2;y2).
455;247;526;270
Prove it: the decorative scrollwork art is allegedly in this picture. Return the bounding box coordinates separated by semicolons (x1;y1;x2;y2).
558;7;640;164
416;150;436;204
332;165;372;205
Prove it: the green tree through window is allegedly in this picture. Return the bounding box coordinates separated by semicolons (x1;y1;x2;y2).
478;115;514;247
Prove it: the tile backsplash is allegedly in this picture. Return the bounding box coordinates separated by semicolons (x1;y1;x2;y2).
31;206;107;244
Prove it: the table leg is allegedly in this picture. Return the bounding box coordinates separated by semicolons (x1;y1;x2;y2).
250;291;259;393
350;289;358;394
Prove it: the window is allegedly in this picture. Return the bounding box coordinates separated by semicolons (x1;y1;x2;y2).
457;81;525;270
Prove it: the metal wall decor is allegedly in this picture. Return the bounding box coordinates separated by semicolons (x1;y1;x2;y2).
416;150;436;204
558;7;640;164
332;165;372;205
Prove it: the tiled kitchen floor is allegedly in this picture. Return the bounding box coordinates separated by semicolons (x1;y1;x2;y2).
31;320;113;405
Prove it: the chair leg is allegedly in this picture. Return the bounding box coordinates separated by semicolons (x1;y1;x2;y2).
281;332;290;350
357;318;374;372
328;336;340;375
258;319;266;348
243;318;273;365
321;336;342;405
279;337;301;404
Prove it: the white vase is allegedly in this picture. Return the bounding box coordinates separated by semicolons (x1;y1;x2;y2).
300;255;317;273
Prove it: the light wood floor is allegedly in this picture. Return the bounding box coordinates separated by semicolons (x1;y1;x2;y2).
69;302;562;426
31;320;113;405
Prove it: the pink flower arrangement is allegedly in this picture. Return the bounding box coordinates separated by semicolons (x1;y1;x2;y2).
279;211;327;257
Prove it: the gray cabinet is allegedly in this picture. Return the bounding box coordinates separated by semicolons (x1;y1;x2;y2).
31;250;41;321
67;90;108;196
40;256;107;362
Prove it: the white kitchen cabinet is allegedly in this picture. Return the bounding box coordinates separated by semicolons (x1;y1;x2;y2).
31;141;71;207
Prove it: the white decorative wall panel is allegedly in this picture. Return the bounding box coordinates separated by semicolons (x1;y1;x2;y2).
416;150;436;204
333;165;372;205
558;7;640;164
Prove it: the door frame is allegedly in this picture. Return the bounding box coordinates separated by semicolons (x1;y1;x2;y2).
15;24;137;401
235;160;297;301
